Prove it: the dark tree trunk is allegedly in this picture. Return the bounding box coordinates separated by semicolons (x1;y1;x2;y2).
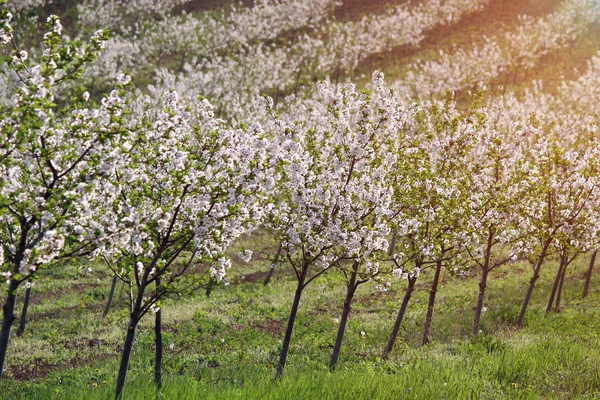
128;282;134;314
294;66;303;97
473;230;494;335
276;264;308;378
0;278;19;379
582;251;597;298
383;273;418;359
115;318;138;399
554;259;568;312
15;284;32;337
473;261;490;335
264;242;283;286
330;261;359;372
103;276;118;318
422;259;443;345
154;277;163;388
516;244;550;329
115;280;147;399
546;255;566;314
388;232;397;257
0;237;27;379
517;272;540;329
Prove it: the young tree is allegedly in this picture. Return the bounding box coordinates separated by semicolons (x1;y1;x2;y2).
416;99;477;346
464;125;530;335
267;74;399;377
515;134;598;328
385;95;476;353
96;91;272;399
328;73;410;371
546;144;600;312
0;9;118;379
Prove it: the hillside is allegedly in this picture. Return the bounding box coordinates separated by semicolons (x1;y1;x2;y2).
2;0;600;398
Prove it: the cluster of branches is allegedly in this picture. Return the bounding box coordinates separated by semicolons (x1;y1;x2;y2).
0;8;272;398
262;73;600;375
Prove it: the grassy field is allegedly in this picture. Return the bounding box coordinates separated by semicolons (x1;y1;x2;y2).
1;229;600;399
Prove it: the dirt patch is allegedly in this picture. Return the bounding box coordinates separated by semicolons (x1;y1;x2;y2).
235;271;268;284
5;352;116;382
249;318;283;335
30;302;104;322
6;358;55;381
57;337;110;351
0;282;102;308
355;290;392;306
32;282;102;304
177;0;254;14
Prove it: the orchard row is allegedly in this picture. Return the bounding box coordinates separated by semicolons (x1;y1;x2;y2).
2;1;600;399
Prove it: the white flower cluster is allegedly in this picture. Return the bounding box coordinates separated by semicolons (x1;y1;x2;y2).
238;249;253;263
0;8;12;45
266;74;405;281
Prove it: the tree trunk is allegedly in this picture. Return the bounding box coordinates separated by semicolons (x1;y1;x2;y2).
154;277;163;388
115;281;146;399
128;282;134;314
422;259;443;345
582;251;596;298
294;66;303;97
103;276;118;318
329;261;359;372
383;274;417;359
546;255;566;314
264;242;282;286
554;260;568;312
15;284;32;337
473;231;494;335
0;239;26;379
388;232;397;257
473;262;490;335
517;272;539;329
276;264;308;378
0;278;19;379
115;318;138;399
516;245;550;329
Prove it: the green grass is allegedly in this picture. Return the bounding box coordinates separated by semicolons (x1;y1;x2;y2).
2;241;600;399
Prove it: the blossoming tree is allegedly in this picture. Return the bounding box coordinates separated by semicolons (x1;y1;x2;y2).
267;74;402;376
0;9;118;379
97;90;273;398
464;124;531;334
